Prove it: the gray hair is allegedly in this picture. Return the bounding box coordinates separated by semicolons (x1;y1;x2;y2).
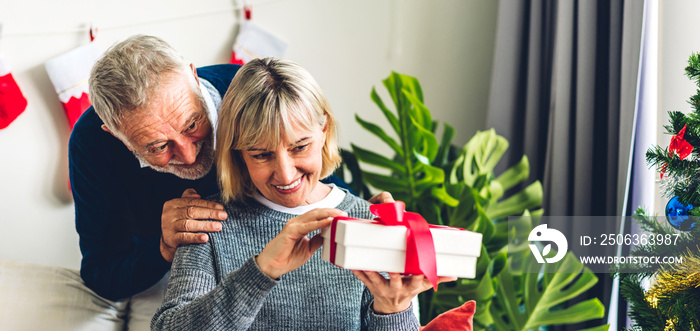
88;34;196;133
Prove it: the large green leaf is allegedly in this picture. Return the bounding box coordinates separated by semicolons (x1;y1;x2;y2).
403;89;433;134
382;72;401;111
370;87;400;135
445;185;479;229
450;131;507;188
485;179;505;203
383;71;424;110
357;72;423;200
448;153;468;185
399;73;424;105
488;253;605;330
435;123;456;168
485;181;543;220
360;171;408;193
480;132;509;172
522;253;605;328
431;186;459;208
411;150;457;207
494;155;530;191
453;129;509;184
351;143;405;174
355;114;402;156
413;165;445;196
489;252;524;330
406;108;439;162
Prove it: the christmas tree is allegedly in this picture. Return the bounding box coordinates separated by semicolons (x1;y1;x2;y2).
617;53;700;330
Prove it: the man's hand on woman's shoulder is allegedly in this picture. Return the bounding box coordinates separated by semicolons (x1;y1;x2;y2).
160;188;228;262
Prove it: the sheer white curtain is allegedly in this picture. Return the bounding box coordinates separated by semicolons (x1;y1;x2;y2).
611;0;658;328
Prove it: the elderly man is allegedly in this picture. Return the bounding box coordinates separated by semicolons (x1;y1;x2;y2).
69;35;239;302
69;35;358;304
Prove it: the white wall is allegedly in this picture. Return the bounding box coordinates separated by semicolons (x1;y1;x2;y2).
657;0;700;215
0;0;498;269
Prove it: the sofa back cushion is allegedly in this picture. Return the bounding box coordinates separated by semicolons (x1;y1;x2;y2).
0;259;127;331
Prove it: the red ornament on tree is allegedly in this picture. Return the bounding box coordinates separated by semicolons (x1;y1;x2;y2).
661;124;694;178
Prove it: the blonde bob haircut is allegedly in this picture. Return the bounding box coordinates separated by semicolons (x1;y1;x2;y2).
216;57;342;203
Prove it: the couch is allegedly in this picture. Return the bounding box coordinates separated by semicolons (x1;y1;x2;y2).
0;258;474;330
0;258;166;331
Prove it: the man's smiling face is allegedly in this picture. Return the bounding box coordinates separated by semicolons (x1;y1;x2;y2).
113;70;214;180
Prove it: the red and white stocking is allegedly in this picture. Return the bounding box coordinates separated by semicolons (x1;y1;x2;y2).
230;7;288;64
0;53;28;130
44;42;101;129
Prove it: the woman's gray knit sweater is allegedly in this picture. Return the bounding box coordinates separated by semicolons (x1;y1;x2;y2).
151;191;419;330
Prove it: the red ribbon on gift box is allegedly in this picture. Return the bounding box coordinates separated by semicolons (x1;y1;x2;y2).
329;201;439;290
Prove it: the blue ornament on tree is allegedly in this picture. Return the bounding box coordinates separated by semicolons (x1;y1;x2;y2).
665;196;697;231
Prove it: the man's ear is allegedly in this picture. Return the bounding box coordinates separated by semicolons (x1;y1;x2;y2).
100;124;113;135
101;124;133;151
190;64;200;85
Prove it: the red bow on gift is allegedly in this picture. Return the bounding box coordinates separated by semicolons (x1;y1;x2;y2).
331;201;439;290
661;124;694;178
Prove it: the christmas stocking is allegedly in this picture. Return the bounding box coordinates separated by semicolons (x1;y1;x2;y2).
0;52;28;130
231;20;288;64
44;42;101;129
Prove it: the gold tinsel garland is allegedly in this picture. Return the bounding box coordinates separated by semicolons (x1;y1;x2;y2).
644;247;700;331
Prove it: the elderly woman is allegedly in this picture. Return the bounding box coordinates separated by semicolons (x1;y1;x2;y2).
151;57;443;330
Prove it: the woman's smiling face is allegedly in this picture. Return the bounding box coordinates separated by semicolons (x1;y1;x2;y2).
240;123;328;208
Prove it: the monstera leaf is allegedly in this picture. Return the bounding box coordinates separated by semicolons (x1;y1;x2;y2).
448;130;543;224
490;252;605;330
352;71;457;224
340;71;607;329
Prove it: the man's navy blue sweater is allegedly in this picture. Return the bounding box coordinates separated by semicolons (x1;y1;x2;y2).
69;64;242;300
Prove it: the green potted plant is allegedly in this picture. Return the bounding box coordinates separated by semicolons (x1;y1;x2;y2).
335;72;608;330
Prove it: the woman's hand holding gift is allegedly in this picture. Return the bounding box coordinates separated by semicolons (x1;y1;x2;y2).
353;271;457;314
256;208;347;279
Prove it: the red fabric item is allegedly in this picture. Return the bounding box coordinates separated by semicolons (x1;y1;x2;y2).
421;301;475;331
244;5;252;20
229;21;287;65
62;92;91;129
44;42;100;131
661;124;694;178
230;52;245;65
669;124;693;159
369;202;438;290
0;72;28;130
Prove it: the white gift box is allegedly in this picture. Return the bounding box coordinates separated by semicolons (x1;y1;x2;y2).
321;219;483;279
